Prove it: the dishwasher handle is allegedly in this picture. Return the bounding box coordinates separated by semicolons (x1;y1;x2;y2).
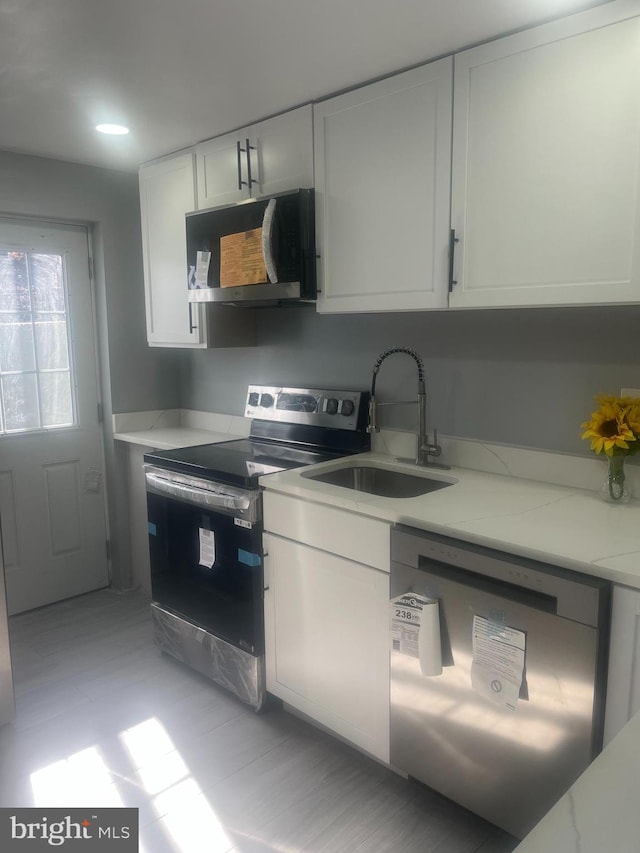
391;525;609;628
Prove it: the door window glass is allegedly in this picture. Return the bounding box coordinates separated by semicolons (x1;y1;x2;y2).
0;250;75;433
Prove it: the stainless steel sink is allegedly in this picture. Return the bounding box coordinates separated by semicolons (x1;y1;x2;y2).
303;465;453;498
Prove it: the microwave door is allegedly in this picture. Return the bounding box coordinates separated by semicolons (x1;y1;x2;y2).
186;189;316;305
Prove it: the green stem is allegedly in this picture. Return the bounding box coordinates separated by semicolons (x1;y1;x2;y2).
608;456;626;501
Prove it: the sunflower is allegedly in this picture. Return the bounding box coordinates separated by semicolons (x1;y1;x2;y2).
581;394;640;456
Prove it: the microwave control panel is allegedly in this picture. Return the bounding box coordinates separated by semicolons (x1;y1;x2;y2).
245;385;366;431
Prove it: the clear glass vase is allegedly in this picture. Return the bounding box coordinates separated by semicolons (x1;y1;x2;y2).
601;455;630;503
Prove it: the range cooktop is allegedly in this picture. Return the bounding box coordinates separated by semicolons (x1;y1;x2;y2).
144;385;371;489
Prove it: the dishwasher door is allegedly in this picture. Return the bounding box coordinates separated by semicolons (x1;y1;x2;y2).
390;525;610;839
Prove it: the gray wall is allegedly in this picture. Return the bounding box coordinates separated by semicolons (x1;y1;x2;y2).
0;149;182;590
181;303;640;457
0;150;181;414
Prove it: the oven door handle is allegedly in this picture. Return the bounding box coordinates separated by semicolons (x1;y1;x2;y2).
145;471;252;511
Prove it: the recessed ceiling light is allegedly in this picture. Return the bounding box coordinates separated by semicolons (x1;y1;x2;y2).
95;123;130;135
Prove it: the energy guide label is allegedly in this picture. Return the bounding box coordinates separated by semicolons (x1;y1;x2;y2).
391;592;430;658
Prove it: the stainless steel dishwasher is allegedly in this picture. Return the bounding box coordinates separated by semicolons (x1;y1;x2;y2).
390;525;611;839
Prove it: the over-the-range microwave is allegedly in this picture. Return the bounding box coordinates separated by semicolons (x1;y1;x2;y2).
186;188;316;306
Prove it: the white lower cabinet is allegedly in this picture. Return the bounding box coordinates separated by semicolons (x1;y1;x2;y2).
604;584;640;745
263;530;390;763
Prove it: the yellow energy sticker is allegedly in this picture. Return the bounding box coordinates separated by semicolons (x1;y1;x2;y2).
220;228;266;286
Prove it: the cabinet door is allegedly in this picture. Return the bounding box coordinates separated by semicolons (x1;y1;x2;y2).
139;153;207;347
450;7;640;308
251;105;314;197
195;130;246;209
314;58;453;313
263;533;390;762
196;106;314;209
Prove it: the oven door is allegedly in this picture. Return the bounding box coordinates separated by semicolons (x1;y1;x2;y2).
145;466;264;655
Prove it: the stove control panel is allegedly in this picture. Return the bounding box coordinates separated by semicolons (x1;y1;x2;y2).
245;385;368;431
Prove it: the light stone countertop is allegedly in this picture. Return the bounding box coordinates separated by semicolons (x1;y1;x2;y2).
114;426;237;450
114;412;640;588
260;450;640;590
112;409;251;450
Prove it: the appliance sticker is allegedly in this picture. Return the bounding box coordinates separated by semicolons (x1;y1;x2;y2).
220;228;267;286
198;528;216;569
238;549;261;567
147;522;157;537
246;460;283;476
390;592;431;658
470;614;525;711
194;251;211;288
234;517;253;530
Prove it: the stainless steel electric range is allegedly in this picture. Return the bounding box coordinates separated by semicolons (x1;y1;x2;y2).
143;385;370;710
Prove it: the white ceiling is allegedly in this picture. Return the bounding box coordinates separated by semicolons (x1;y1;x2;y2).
0;0;612;173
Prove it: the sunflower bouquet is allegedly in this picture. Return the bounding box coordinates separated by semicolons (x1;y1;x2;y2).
581;394;640;501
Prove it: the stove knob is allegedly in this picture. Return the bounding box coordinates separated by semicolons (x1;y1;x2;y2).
341;399;355;417
325;398;338;415
260;393;274;408
248;392;260;406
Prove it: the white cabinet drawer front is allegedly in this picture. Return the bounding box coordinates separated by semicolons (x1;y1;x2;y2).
263;491;390;571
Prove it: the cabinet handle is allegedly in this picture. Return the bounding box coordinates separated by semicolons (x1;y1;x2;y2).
236;140;247;190
448;229;459;292
189;302;198;334
245;138;258;191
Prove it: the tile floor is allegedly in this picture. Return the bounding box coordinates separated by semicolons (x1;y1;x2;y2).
1;589;518;852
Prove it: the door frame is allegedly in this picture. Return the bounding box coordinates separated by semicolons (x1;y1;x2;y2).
0;214;112;598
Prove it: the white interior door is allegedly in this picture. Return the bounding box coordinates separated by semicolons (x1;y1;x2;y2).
0;218;108;615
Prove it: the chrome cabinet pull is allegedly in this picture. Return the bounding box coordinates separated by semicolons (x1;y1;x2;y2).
448;229;459;292
245;138;258;190
236;140;247;190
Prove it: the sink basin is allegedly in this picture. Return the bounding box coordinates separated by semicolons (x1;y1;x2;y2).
302;465;453;498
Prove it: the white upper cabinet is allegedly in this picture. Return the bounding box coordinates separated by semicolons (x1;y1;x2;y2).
139;153;206;347
314;58;453;313
139;153;256;348
450;4;640;309
195;105;314;210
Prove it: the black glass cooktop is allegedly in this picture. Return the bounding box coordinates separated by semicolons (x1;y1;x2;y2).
144;438;346;489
